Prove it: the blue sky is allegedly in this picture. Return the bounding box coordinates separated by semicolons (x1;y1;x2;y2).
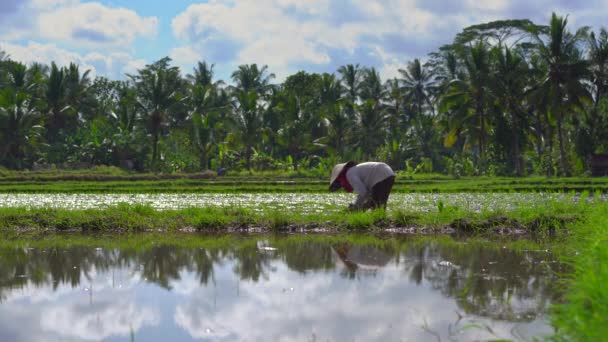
0;0;606;82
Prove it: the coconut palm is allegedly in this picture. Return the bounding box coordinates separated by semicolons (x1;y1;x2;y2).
440;40;493;172
492;45;529;175
529;13;591;175
187;79;227;169
358;99;387;159
584;28;608;151
188;61;219;89
318;73;342;106
384;78;408;140
0;88;44;169
337;64;362;119
229;90;264;170
44;62;67;142
276;93;313;170
360;67;385;102
129;57;183;166
230;64;275;96
400;59;437;118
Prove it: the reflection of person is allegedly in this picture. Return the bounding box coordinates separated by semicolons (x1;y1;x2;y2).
329;161;396;211
332;244;392;272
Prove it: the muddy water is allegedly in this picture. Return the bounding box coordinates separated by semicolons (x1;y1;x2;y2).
0;236;562;341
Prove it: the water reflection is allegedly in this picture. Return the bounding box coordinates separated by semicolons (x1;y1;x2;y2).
0;237;562;341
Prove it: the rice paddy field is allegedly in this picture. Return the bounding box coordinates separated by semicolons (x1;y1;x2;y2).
0;171;606;340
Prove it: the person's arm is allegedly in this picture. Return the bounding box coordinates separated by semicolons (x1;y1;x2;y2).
346;170;371;209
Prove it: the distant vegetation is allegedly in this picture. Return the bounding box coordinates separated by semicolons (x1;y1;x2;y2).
1;13;607;176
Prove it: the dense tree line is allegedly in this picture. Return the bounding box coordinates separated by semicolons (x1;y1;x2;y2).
1;13;607;176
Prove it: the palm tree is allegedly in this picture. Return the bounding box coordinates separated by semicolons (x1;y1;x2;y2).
585;28;608;151
276;93;313;170
188;61;217;89
64;63;92;114
529;13;591;175
358;99;386;159
315;73;352;156
318;73;342;106
441;40;493;172
337;64;362;119
400;59;437;118
0;87;44;169
384;78;408;144
400;59;438;164
492;45;529;175
187;80;226;170
359;67;385;102
44;62;67;143
129;57;182;166
230;90;263;170
230;64;275;96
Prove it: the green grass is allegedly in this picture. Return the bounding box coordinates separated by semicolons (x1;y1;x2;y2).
0;229;547;256
0;198;589;234
551;202;608;340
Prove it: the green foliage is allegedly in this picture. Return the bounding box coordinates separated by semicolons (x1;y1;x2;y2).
552;203;608;340
0;13;607;175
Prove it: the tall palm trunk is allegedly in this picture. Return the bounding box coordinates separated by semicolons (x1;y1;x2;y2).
199;152;209;170
510;108;523;176
245;146;252;171
556;119;569;176
476;98;485;174
152;129;159;165
553;83;569;176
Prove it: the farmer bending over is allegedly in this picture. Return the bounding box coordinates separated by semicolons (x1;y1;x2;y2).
329;161;396;211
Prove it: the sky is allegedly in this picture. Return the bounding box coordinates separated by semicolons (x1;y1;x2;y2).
0;0;606;82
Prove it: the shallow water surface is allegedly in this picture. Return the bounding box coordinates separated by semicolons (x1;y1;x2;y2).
0;236;562;341
0;192;569;213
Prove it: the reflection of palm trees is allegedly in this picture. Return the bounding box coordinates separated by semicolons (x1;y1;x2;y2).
283;242;334;274
187;249;224;285
401;243;565;321
0;240;565;322
232;245;272;282
139;246;189;290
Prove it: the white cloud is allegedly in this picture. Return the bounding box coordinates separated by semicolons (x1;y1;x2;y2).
38;2;157;48
169;0;606;84
169;0;491;81
1;0;157;50
169;46;201;65
40;299;160;341
0;41;145;79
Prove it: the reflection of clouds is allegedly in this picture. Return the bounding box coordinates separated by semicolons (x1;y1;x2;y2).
173;260;547;341
174;264;512;341
0;267;159;342
40;298;160;341
0;244;557;341
175;302;233;340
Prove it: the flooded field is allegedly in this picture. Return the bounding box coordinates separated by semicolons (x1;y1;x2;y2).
0;192;570;213
0;235;562;341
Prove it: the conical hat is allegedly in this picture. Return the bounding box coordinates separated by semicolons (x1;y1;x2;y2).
329;161;357;187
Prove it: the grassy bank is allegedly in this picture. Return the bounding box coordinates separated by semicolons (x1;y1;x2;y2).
0;198;588;233
551;202;608;340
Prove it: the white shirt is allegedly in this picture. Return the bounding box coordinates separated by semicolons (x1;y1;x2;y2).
346;162;395;206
